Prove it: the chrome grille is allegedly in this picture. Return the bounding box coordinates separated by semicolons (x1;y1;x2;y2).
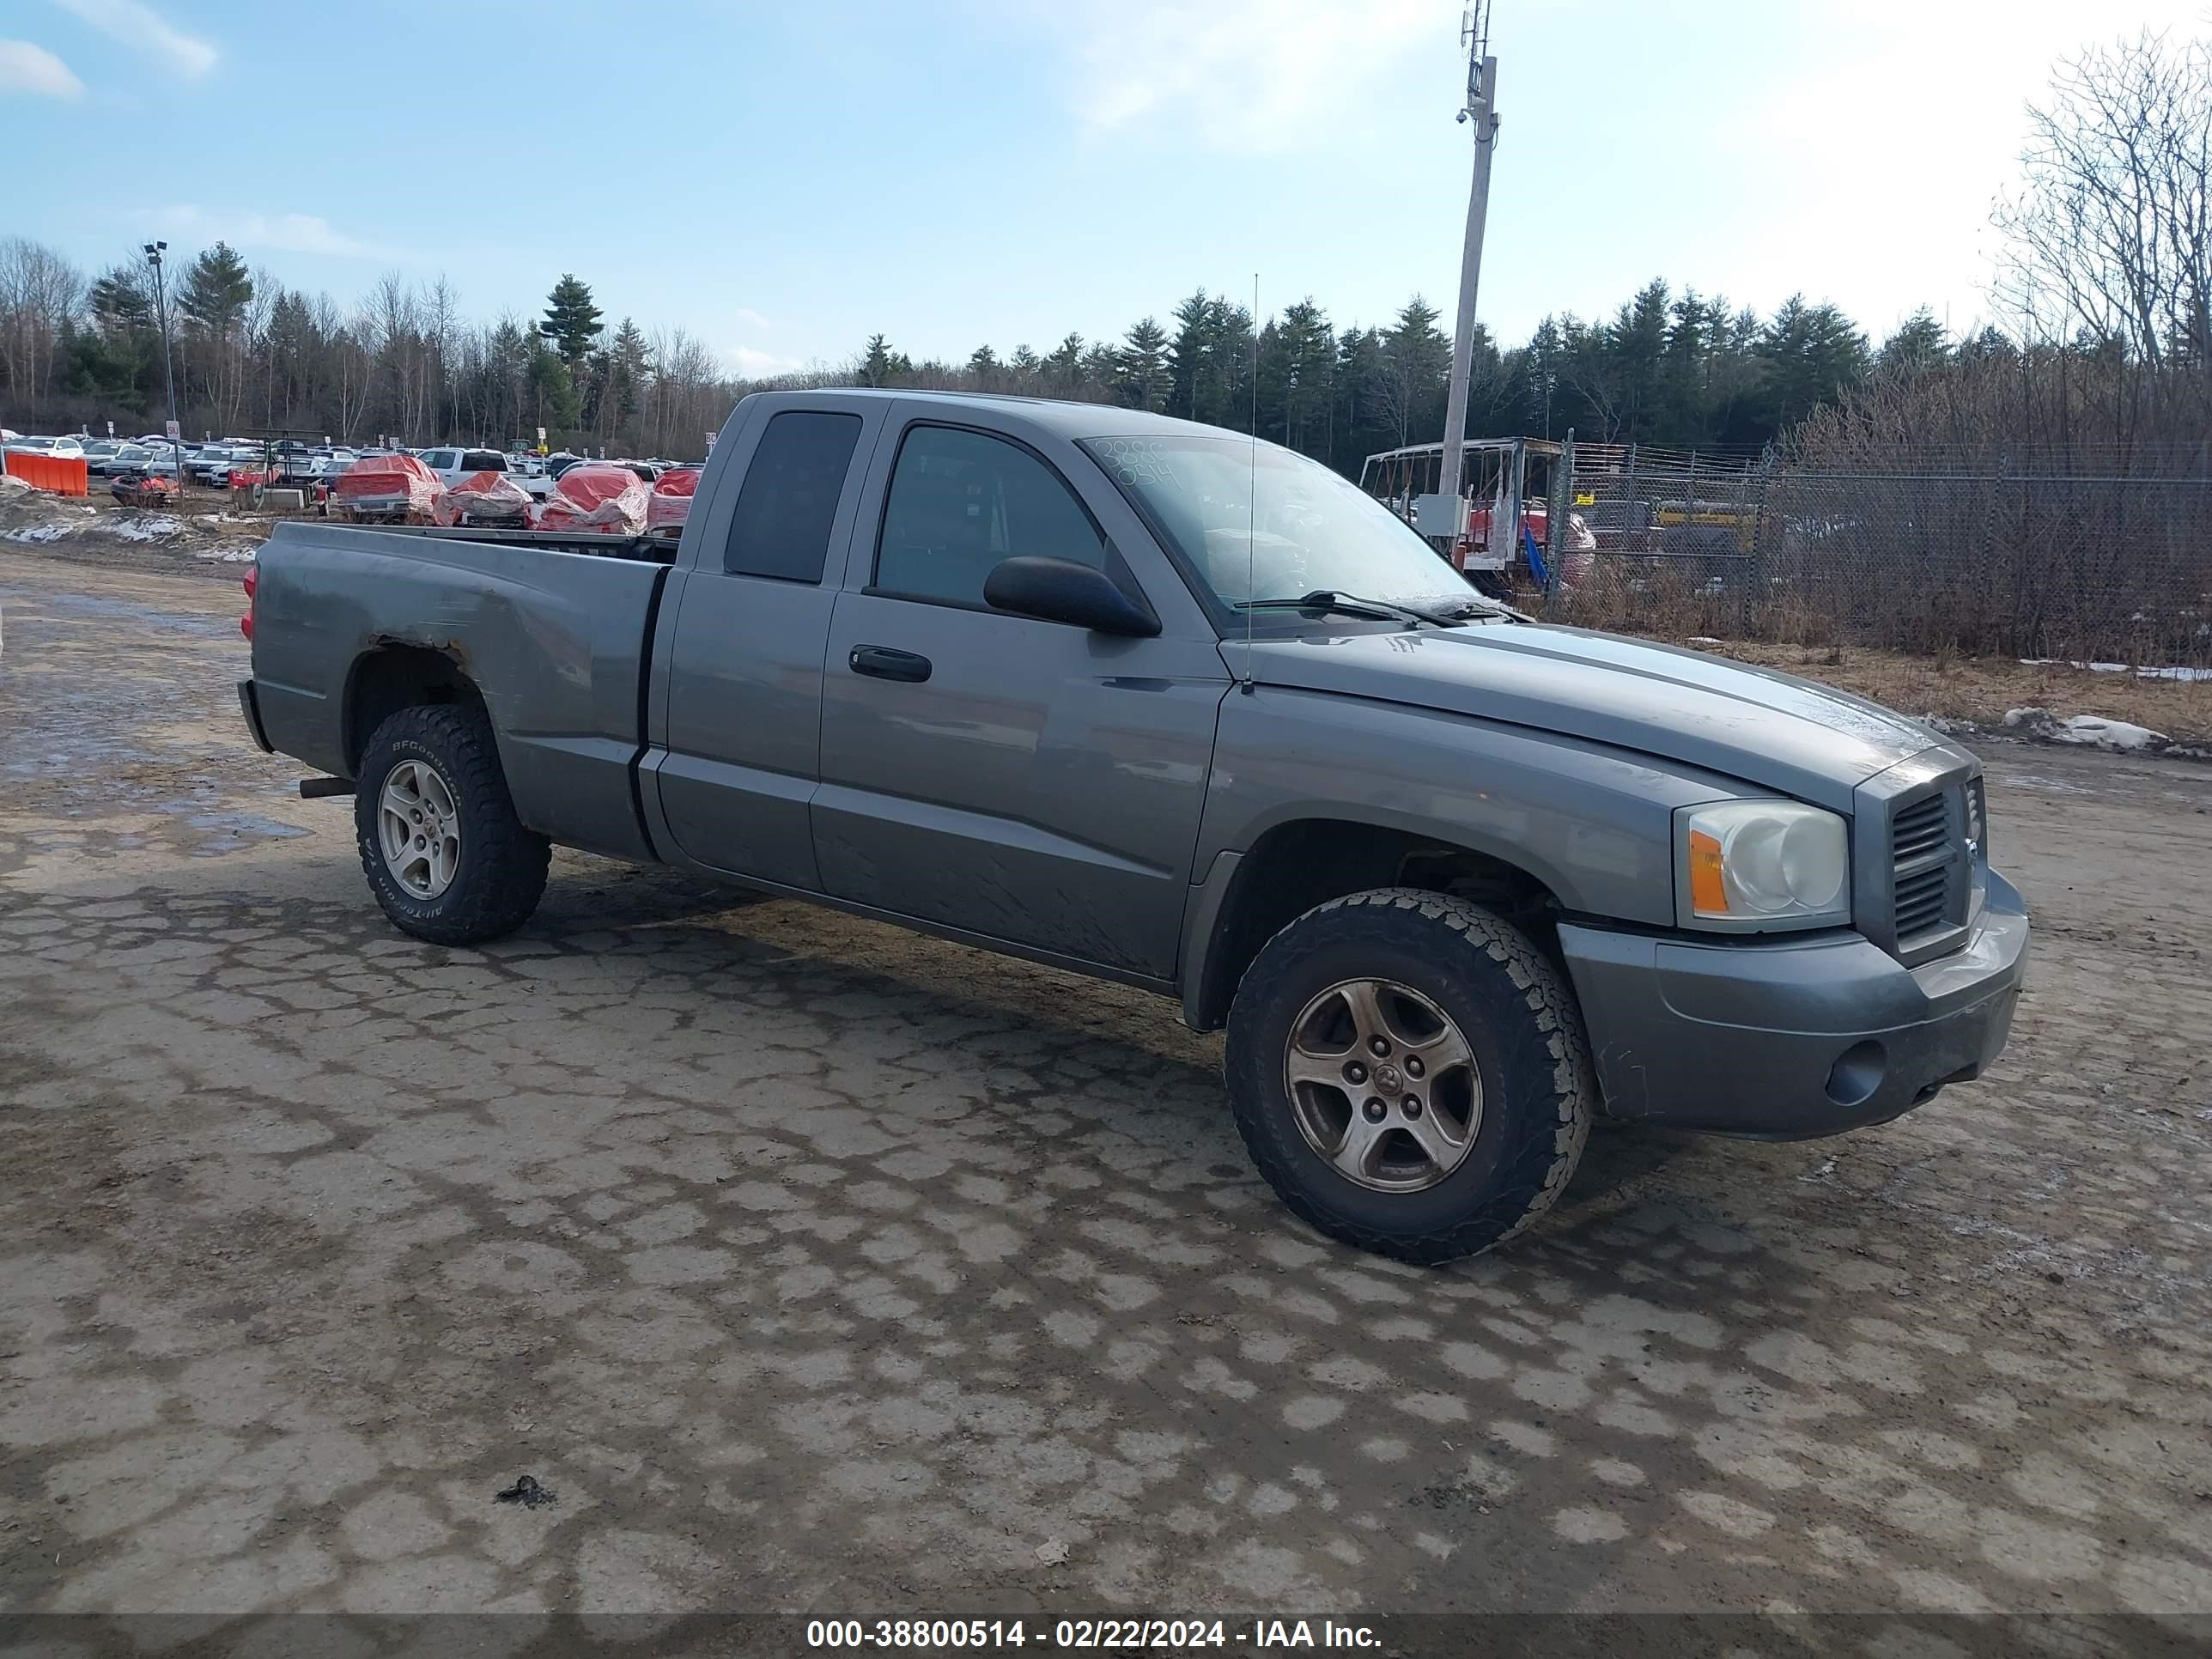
1887;787;1964;951
1893;860;1950;938
1892;793;1950;861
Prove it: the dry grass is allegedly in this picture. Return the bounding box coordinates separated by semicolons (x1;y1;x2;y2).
1674;638;2212;741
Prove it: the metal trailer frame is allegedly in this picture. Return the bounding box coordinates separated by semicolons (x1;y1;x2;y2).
1358;436;1568;575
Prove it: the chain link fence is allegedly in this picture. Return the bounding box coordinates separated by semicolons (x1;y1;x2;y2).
1532;442;2212;667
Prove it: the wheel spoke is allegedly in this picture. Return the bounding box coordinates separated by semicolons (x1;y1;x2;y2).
1286;1046;1352;1091
1340;980;1388;1049
1329;1115;1389;1182
1401;1103;1471;1172
1406;1021;1474;1076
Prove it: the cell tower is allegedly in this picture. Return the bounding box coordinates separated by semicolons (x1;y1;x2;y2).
1437;3;1499;507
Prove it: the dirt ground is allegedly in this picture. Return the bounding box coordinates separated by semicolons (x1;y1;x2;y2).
2;550;2210;1638
1680;637;2212;747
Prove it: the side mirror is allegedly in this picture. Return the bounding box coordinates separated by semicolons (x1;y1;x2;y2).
982;556;1159;637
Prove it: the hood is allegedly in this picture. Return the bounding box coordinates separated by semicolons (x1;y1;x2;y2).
1241;623;1950;811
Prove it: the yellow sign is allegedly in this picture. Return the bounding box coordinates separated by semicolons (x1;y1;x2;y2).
1573;491;1596;506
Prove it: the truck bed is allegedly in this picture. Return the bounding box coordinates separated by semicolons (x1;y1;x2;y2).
342;525;680;564
248;519;672;862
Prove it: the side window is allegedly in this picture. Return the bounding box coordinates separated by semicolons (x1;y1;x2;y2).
463;450;504;471
724;411;863;582
874;425;1104;607
424;450;456;471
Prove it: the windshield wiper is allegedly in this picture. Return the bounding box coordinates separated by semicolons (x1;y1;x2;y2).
1416;593;1533;624
1237;590;1462;628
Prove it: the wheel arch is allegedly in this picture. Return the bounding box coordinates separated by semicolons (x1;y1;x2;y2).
344;643;487;775
1181;816;1570;1032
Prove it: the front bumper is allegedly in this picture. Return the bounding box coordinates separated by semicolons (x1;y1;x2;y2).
1558;870;2028;1139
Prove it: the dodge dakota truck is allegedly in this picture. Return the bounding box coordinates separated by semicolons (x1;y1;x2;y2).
237;389;2028;1263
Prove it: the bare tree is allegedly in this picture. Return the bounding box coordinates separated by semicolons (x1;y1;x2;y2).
0;238;86;409
1995;28;2212;418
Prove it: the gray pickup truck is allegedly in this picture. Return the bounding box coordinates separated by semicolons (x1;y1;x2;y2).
237;389;2027;1262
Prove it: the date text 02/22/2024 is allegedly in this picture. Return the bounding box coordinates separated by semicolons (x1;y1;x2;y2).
804;1618;1382;1649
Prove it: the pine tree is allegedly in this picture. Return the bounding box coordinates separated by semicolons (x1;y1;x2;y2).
1877;309;1949;378
1376;296;1449;446
607;317;650;426
541;274;603;369
1118;317;1170;410
178;243;253;336
1167;291;1212;420
860;333;899;386
90;265;153;332
1045;332;1085;390
968;343;1001;383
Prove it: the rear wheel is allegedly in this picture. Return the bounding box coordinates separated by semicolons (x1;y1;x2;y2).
1224;888;1593;1264
354;702;548;945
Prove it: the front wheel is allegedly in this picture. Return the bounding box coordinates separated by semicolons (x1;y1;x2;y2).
1224;889;1594;1264
353;702;549;945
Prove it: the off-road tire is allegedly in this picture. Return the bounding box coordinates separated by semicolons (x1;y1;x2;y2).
354;702;549;945
1224;888;1594;1264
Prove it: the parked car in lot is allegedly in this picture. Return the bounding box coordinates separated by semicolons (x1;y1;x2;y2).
87;442;156;477
187;445;252;485
410;447;515;489
3;434;86;459
237;390;2029;1265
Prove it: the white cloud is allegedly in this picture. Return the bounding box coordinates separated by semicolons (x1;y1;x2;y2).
0;39;84;98
1064;0;1435;154
728;344;803;377
733;307;771;330
154;206;392;260
53;0;216;77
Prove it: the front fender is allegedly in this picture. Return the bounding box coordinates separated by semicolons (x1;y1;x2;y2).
1193;684;1747;927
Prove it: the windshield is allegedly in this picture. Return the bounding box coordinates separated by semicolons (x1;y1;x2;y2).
1083;434;1477;611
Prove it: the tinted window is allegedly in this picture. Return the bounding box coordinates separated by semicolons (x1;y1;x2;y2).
724;411;863;582
462;450;505;471
423;450;456;470
875;425;1103;606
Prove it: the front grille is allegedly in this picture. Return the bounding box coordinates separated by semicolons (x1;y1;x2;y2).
1892;793;1950;861
1893;860;1950;937
1887;787;1963;951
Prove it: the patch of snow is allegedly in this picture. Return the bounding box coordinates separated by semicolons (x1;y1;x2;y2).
2019;658;2212;683
110;515;185;542
1687;635;1724;646
3;523;75;544
193;545;258;563
2002;707;2169;750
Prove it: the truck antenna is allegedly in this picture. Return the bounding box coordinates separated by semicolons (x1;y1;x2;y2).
1242;271;1259;693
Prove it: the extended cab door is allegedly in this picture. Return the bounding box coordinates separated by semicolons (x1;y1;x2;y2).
644;399;884;890
813;410;1229;981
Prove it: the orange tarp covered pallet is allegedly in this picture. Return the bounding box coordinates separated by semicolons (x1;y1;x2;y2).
2;453;89;495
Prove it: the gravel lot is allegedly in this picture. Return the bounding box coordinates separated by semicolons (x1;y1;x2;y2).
2;549;2209;1638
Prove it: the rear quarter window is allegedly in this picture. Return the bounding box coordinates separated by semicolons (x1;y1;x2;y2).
723;411;865;583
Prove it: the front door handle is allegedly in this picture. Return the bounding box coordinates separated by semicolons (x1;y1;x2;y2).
849;644;932;683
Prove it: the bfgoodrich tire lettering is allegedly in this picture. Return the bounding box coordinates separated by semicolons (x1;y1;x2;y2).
353;703;549;945
1224;888;1593;1264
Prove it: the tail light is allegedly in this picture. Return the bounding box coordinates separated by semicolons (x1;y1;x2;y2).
241;564;257;641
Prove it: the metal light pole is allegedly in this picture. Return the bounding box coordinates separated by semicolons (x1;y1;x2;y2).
143;241;182;497
1437;6;1499;510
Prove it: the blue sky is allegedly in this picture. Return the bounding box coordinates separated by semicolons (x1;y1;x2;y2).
2;0;2203;376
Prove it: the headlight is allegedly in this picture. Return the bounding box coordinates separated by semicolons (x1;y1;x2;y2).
1675;800;1850;932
